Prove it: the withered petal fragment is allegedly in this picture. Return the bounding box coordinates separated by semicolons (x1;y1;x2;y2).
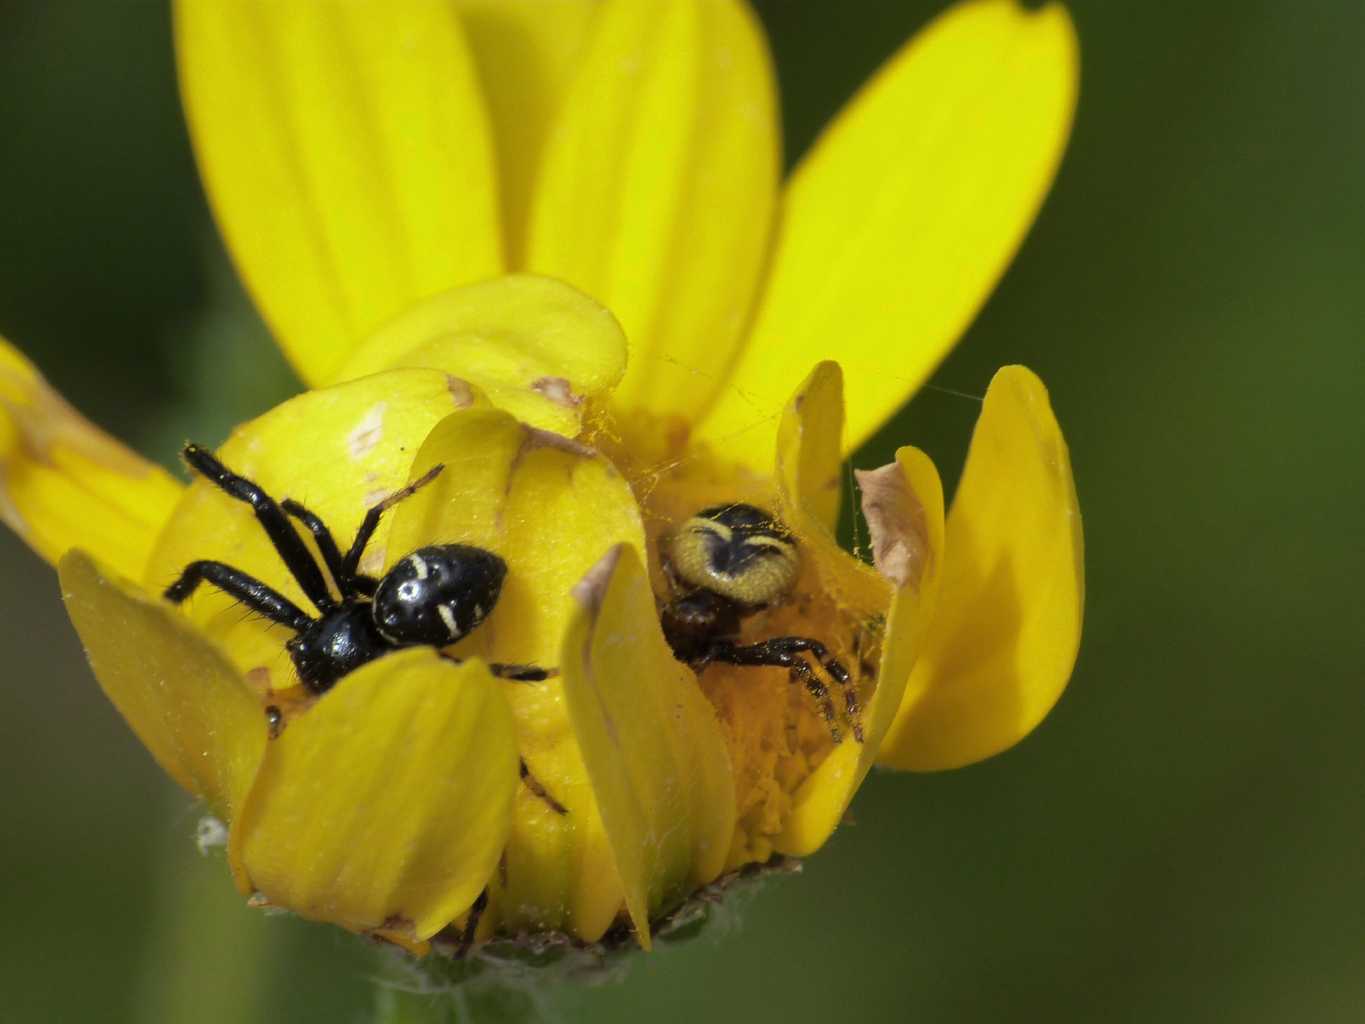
856;460;932;590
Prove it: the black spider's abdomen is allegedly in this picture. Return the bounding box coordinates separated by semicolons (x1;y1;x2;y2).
372;545;507;647
287;604;391;694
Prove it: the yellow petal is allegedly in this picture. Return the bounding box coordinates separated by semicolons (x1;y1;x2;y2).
333;275;626;437
774;362;888;619
776;447;945;855
385;408;650;940
232;649;518;939
526;0;779;420
58;549;265;820
146;369;479;669
701;0;1079;462
878;365;1083;770
1;339;181;580
175;0;503;384
560;545;735;948
454;0;601;262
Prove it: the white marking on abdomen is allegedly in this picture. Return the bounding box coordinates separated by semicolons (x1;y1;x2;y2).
438;603;459;640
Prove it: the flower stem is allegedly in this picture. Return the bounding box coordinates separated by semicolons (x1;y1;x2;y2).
370;967;549;1024
132;800;275;1022
372;988;458;1024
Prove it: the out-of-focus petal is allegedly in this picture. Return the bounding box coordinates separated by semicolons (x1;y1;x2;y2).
526;0;779;421
333;275;626;437
1;340;181;581
145;369;479;667
454;0;601;261
386;408;650;941
878;365;1083;770
700;0;1078;463
560;545;735;949
774;362;888;619
776;447;944;855
232;649;518;939
59;549;265;821
175;0;503;383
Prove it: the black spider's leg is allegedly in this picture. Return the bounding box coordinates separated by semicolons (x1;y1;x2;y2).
433;652;566;811
761;636;863;743
437;652;558;683
279;498;347;589
454;888;489;959
489;663;558;682
520;760;568;815
281;498;383;597
164;560;314;634
182;444;336;614
704;638;844;744
339;464;445;581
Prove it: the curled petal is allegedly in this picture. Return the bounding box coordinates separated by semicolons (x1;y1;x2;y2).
454;0;601;261
386;408;650;940
175;0;503;383
878;365;1083;770
774;362;888;619
232;650;518;939
561;545;736;949
526;0;779;421
333;275;627;437
59;550;265;821
1;340;181;581
776;448;944;855
701;0;1079;461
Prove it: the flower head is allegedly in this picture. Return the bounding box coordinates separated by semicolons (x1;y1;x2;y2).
1;0;1084;959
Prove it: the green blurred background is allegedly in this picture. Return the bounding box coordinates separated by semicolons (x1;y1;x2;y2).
2;1;1362;1020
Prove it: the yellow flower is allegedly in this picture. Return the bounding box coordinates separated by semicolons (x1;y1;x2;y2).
0;0;1084;958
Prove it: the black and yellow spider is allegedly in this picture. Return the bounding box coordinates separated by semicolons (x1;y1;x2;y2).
660;503;863;743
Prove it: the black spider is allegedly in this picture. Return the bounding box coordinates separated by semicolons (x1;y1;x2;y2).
659;503;863;744
164;443;565;813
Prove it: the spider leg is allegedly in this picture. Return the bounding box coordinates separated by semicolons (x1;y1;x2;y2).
279;497;346;586
182;444;336;614
434;652;567;810
163;560;314;634
437;652;558;683
760;636;863;743
454;888;489;959
520;759;569;815
705;638;845;744
489;663;558;682
281;498;383;598
339;463;445;580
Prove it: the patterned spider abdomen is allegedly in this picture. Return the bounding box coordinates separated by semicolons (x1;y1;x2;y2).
667;503;798;608
372;545;507;646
